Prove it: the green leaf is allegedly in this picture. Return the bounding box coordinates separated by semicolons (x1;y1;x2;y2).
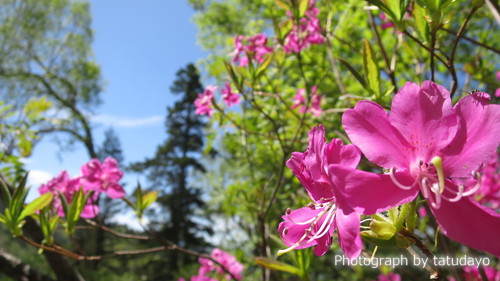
19;192;53;221
337;58;369;90
279;19;294;41
370;220;397;240
368;0;398;21
362;40;380;97
10;173;30;218
255;53;274;78
254;257;300;275
0;178;12;207
65;186;87;234
275;0;291;10
141;191;158;210
384;0;401;21
298;0;309;18
412;4;429;42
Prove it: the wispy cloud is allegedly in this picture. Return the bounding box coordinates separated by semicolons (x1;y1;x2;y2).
28;170;53;186
92;114;163;128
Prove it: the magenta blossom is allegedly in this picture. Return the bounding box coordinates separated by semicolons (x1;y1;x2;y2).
373;272;401;281
81;157;125;199
291;86;322;117
38;171;99;219
190;276;216;281
195;248;243;281
278;125;414;258
194;85;217;116
449;266;500;281
283;0;324;53
221;82;240;107
340;81;500;256
230;34;273;67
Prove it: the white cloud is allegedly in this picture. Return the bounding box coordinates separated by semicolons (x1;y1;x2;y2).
92;114;163;128
28;170;53;186
111;212;149;231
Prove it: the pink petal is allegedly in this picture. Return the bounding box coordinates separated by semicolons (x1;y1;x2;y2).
106;183;125;199
335;206;362;259
443;92;500;178
278;207;323;250
80;204;99;219
430;196;500;256
329;165;419;215
324;139;361;168
342;100;410;169
389;81;458;163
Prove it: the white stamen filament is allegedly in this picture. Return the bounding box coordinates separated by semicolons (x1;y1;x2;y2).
462;173;481;196
277;202;337;256
389;167;418;190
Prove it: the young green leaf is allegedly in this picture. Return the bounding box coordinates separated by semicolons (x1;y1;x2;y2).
254;257;301;275
19;192;53;221
298;0;309;18
337;58;369;90
141;191;158;210
362;40;381;97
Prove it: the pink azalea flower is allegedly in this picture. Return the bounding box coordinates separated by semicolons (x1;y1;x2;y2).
449;266;500;281
221;82;240;107
196;248;243;281
211;248;243;280
374;272;401;281
80;157;125;199
339;81;500;256
229;34;273;67
283;0;324;53
279;125;411;257
379;13;395;29
190;276;216;281
38;171;99;219
194;85;217;116
291;86;322;117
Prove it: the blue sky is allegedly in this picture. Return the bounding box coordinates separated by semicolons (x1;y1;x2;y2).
25;1;206;205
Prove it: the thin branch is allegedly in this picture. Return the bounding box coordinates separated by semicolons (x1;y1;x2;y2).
447;6;480;98
441;28;500;55
367;10;398;92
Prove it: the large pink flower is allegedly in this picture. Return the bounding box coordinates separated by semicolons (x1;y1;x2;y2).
278;125;414;258
38;171;99;219
81;157;125;199
340;81;500;256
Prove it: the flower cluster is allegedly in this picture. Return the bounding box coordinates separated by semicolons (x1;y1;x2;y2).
291;85;322;117
373;272;401;281
230;34;273;67
179;248;243;281
38;157;124;219
279;81;500;258
194;85;217;117
194;84;241;117
283;0;324;53
449;266;500;281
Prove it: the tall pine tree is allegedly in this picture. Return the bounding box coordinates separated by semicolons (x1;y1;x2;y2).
130;63;212;280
